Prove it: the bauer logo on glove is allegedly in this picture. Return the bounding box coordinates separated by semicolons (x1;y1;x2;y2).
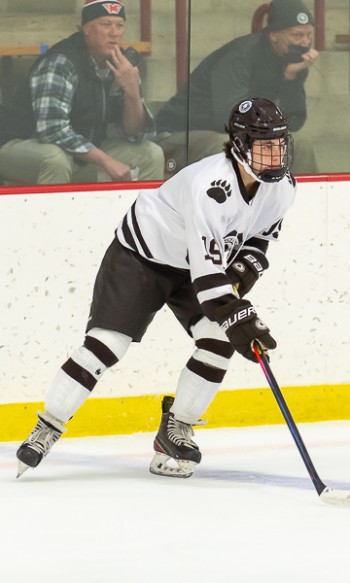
217;298;276;362
241;253;265;274
226;249;269;297
221;305;256;331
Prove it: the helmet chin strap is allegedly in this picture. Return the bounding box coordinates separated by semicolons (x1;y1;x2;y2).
231;147;264;183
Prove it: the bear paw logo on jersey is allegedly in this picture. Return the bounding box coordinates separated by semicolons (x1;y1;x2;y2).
207;180;232;204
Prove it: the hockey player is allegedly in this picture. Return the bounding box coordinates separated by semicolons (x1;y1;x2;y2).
16;97;296;479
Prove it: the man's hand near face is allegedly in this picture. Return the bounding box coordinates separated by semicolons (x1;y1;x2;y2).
284;47;319;80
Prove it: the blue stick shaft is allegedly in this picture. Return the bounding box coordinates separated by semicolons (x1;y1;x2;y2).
253;341;326;496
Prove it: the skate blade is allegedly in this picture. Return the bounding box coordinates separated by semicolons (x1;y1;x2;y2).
16;461;30;478
149;452;197;479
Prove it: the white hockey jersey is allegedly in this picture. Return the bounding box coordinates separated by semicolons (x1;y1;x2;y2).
116;153;296;321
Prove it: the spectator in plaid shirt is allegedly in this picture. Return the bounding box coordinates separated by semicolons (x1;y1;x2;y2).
0;0;164;184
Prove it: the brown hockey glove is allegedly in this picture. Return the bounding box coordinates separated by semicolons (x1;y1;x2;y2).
226;250;269;298
216;299;276;362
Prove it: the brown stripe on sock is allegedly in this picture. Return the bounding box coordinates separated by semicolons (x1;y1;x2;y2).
61;359;97;392
196;338;234;359
186;357;226;383
84;336;118;368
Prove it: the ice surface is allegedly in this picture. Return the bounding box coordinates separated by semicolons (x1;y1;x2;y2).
1;421;350;583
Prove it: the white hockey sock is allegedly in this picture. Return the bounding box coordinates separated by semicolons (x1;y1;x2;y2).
171;366;220;425
45;366;91;424
45;328;132;424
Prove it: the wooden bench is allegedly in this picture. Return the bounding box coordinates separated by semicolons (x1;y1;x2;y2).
335;34;350;46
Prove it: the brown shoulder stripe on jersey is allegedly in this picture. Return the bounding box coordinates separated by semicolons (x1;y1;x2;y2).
121;214;137;252
131;202;153;259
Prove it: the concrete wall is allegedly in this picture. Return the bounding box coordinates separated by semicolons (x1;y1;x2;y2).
1;178;349;407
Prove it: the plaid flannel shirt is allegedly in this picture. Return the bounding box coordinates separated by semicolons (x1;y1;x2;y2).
30;53;154;154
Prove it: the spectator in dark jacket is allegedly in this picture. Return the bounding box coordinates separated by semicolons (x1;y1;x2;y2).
0;0;164;184
156;0;318;176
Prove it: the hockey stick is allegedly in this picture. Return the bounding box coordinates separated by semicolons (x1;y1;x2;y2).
252;340;350;507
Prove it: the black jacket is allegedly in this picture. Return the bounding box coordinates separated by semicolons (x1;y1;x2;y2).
156;32;308;134
0;32;124;148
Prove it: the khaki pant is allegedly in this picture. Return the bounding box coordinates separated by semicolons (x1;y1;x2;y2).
156;129;319;176
0;136;165;185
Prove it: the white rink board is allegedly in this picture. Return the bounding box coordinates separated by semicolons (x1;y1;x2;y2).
1;180;349;404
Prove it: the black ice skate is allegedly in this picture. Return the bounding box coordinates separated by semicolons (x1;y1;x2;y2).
16;411;66;478
149;395;202;478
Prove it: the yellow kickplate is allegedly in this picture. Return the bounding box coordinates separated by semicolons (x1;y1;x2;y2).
1;384;349;442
